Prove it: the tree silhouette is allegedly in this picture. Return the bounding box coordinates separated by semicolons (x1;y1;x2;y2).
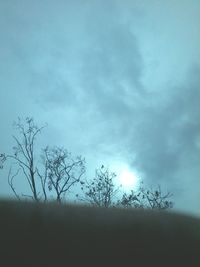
118;182;173;210
7;117;45;201
79;166;173;210
3;117;173;209
5;117;85;203
79;165;120;207
40;146;85;203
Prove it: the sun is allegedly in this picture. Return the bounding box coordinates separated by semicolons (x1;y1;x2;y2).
109;161;140;190
119;169;138;188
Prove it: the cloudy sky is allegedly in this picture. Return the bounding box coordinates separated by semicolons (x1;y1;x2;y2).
0;0;200;215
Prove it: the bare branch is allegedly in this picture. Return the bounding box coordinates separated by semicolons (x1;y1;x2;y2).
8;168;21;200
0;153;6;169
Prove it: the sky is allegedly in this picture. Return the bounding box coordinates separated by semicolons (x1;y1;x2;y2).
0;0;200;215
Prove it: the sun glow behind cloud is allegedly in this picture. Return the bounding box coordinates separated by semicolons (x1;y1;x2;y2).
110;162;140;191
119;169;138;188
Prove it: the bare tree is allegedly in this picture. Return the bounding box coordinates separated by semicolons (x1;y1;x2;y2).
79;165;120;208
139;183;173;210
42;146;85;203
119;182;173;210
7;117;45;201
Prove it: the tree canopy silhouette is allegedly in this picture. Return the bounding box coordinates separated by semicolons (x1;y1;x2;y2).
2;117;173;210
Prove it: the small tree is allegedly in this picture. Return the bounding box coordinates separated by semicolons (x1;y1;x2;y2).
119;182;173;210
79;165;120;208
7;117;45;201
41;146;85;203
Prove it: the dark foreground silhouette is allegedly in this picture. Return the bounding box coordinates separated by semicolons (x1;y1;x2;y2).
0;200;200;267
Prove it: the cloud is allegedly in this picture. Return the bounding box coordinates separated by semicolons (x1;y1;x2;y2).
21;1;146;156
1;0;200;214
130;66;200;188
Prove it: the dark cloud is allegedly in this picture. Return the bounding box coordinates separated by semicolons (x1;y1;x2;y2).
131;67;200;188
